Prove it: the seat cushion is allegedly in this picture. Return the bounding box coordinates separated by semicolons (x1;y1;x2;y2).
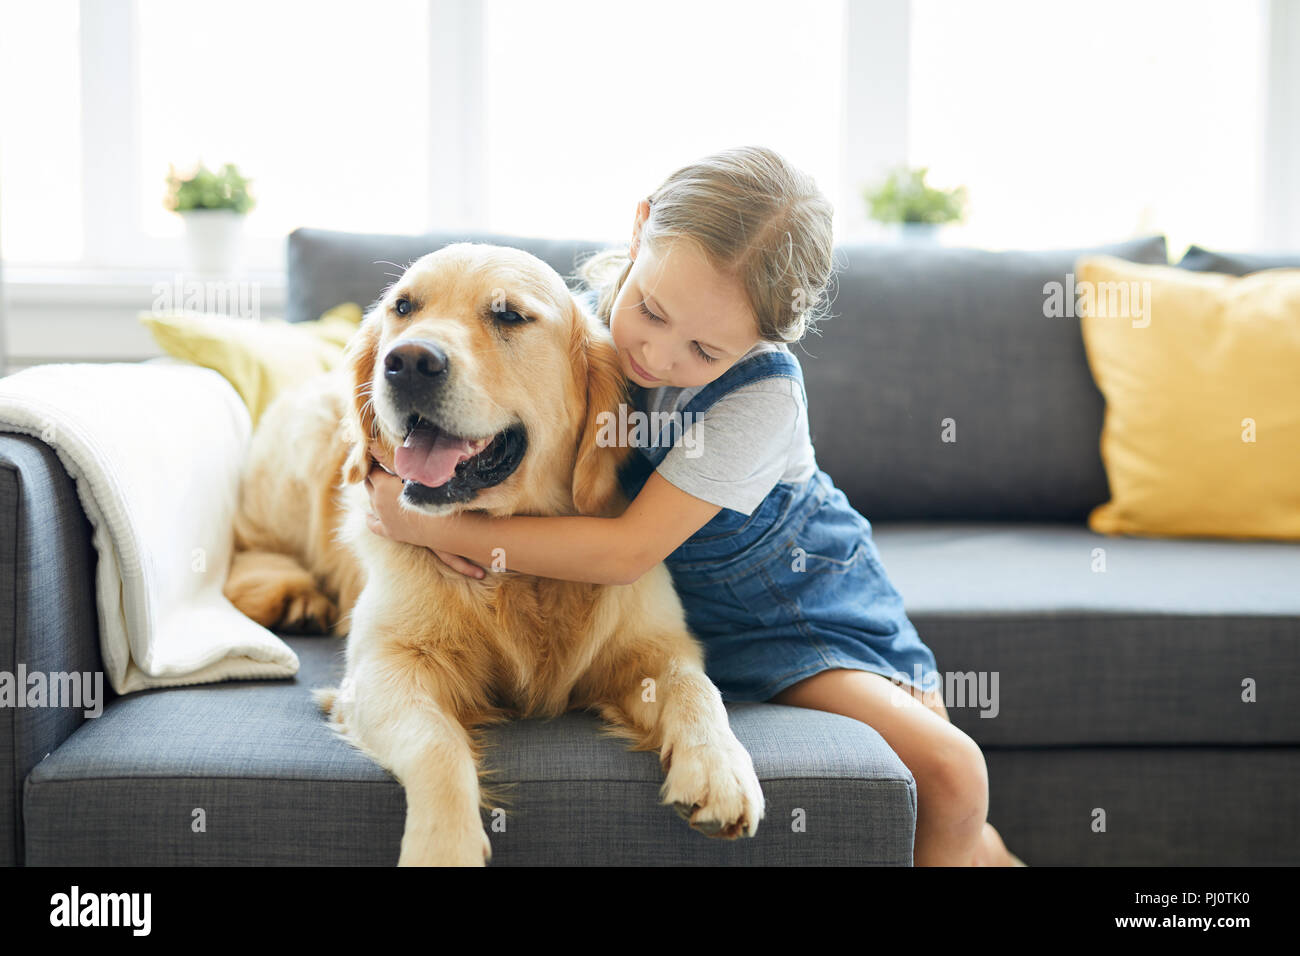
871;522;1300;747
23;638;916;866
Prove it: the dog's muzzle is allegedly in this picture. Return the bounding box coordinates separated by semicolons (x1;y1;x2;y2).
380;338;527;507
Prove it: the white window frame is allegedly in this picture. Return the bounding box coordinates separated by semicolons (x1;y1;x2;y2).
841;0;910;238
1261;0;1300;250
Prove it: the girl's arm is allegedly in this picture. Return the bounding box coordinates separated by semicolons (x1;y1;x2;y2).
364;463;721;585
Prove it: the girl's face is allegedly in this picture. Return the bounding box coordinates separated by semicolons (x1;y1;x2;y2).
609;201;762;390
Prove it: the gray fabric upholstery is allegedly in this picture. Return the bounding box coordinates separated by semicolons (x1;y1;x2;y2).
285;227;613;324
0;435;107;867
24;637;916;865
986;747;1300;866
1176;245;1300;275
870;522;1300;746
876;522;1300;617
805;237;1168;521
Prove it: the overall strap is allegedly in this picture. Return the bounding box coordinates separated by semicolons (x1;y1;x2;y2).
679;349;804;419
617;349;804;499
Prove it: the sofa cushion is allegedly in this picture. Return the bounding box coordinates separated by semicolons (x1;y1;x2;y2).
1177;245;1300;275
871;521;1300;747
803;236;1168;521
23;637;917;865
139;302;364;426
1076;256;1300;542
285;227;612;325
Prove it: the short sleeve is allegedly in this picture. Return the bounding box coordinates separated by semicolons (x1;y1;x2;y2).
653;379;800;514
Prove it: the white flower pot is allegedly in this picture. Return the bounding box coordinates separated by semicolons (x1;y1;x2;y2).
179;209;246;277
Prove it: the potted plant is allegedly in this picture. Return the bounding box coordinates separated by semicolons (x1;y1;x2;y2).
164;162;256;276
863;166;967;243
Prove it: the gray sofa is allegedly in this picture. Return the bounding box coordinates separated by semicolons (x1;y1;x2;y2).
3;228;1297;866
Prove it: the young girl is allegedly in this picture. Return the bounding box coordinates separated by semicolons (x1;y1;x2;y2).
363;146;1024;867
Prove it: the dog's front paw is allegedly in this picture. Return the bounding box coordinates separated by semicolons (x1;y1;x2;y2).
398;820;492;867
312;676;355;732
659;738;765;839
311;685;339;715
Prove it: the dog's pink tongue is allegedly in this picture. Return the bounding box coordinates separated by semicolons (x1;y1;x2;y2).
394;425;477;488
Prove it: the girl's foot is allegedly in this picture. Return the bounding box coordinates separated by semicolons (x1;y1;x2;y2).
974;821;1026;866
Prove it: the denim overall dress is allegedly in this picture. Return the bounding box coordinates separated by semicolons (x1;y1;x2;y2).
617;349;942;703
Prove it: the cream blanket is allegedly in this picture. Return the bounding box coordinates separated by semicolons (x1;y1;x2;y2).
0;361;299;693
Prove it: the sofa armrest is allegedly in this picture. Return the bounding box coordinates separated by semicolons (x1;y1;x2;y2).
0;433;107;866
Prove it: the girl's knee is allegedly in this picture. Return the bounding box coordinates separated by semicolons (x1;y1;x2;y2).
918;732;988;823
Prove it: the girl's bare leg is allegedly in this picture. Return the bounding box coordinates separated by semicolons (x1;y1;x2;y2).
772;668;1022;866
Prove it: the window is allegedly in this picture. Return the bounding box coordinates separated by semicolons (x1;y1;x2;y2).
907;0;1268;252
0;0;83;264
136;0;432;242
479;0;845;241
1;0;431;271
0;0;1291;273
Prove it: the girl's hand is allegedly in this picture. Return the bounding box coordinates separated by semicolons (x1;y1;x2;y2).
429;549;487;579
361;456;420;544
362;450;486;579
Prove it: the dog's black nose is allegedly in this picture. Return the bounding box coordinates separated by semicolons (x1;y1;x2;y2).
382;340;449;400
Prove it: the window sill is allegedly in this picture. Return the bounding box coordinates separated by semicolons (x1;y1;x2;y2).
4;267;287;308
1;267;291;372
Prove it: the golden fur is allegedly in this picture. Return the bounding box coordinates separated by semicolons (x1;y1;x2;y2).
223;243;763;865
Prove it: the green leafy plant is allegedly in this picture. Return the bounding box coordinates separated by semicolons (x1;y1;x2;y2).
864;166;966;225
164;162;256;214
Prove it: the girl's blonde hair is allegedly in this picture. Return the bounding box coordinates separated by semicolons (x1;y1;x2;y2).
575;146;834;345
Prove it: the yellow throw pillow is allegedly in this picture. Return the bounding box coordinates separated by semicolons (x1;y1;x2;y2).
1076;255;1300;541
139;303;363;426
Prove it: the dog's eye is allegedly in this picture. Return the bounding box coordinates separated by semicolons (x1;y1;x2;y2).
395;297;412;316
493;308;528;324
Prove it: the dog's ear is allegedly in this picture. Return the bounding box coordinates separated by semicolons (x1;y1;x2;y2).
570;300;632;517
340;310;384;486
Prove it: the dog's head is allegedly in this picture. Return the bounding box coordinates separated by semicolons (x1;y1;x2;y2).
340;243;631;518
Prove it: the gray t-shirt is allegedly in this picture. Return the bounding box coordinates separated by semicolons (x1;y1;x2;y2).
634;342;818;514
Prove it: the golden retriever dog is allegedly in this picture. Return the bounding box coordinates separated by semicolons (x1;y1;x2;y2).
223;243;764;865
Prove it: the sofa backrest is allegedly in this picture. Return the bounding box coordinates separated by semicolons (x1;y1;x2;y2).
286;227;1167;521
286;227;609;326
806;236;1167;521
1176;245;1300;275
